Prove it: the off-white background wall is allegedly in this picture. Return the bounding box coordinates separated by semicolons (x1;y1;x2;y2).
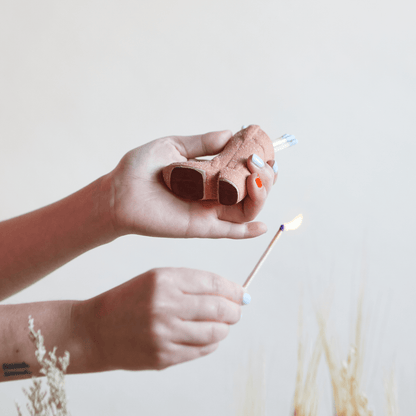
1;0;415;414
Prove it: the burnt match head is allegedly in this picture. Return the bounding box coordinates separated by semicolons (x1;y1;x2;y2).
280;224;285;231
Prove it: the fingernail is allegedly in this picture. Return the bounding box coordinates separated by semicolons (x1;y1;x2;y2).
255;176;262;188
272;160;278;174
242;293;251;305
252;154;264;168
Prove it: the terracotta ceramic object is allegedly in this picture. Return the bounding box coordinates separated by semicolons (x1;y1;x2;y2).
162;125;274;205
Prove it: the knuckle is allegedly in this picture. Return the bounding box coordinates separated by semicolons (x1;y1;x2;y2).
149;321;165;344
166;136;187;156
210;274;222;295
147;269;173;309
147;268;162;288
148;323;171;370
149;295;170;315
147;304;173;338
148;267;166;284
215;297;227;321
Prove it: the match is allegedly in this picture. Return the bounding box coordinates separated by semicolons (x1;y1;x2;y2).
242;214;303;290
272;133;298;152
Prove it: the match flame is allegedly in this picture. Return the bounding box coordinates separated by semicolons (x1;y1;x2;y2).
283;214;303;231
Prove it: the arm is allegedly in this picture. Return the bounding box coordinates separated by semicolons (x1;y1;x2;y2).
0;129;276;300
0;267;247;382
0;300;98;382
0;175;115;301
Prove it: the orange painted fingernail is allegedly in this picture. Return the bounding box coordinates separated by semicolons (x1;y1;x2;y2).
255;176;262;188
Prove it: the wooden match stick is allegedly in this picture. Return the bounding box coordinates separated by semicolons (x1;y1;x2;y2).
242;225;284;290
242;214;303;290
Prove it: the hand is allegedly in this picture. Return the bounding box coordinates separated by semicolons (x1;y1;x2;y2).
81;267;247;372
108;130;278;239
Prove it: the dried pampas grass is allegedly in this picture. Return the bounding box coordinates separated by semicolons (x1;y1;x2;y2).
315;288;374;416
237;291;400;416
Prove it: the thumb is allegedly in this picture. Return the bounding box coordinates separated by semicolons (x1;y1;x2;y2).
171;130;233;159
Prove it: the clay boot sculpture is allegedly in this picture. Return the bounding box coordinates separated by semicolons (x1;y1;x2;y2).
162;125;275;205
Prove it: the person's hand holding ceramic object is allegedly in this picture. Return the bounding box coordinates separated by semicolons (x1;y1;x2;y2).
108;127;278;239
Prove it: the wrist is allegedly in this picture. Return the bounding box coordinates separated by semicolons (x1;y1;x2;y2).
93;173;120;242
69;299;108;375
0;174;120;299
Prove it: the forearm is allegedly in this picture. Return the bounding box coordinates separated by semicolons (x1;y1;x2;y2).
0;300;100;382
0;174;116;300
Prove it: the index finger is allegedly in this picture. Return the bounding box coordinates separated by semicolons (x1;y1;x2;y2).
176;268;246;305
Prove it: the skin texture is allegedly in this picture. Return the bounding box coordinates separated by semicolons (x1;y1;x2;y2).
0;129;278;381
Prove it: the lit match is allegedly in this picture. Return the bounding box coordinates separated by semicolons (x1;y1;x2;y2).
242;214;303;290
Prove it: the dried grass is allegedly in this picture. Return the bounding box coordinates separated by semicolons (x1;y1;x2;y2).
292;301;322;416
384;370;399;416
315;291;373;416
16;316;71;416
238;292;400;416
234;345;267;416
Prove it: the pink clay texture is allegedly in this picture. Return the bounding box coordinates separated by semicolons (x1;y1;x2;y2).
162;125;274;203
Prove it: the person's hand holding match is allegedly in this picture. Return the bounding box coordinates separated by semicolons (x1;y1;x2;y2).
72;267;249;372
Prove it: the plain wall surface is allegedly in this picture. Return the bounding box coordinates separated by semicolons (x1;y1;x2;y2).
1;0;416;414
